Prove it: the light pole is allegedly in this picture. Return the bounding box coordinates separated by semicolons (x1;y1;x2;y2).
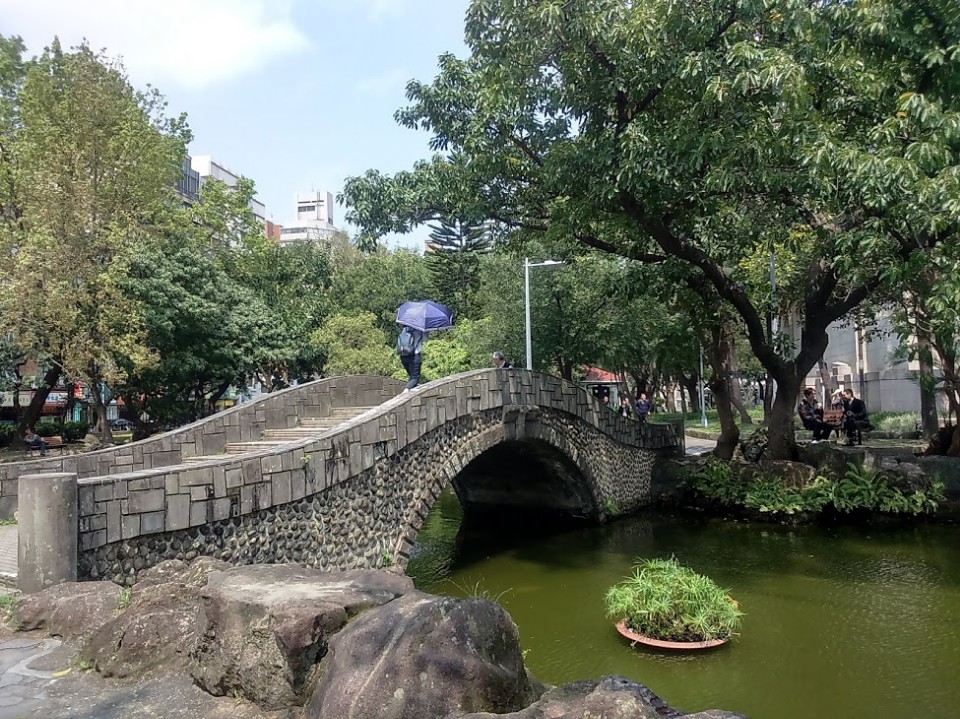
524;258;566;370
699;342;708;427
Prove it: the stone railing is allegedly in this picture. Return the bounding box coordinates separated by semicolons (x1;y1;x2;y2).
1;375;402;519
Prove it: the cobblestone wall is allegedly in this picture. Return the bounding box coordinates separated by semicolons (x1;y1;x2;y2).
71;370;678;583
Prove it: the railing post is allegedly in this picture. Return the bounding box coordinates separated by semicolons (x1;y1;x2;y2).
18;472;78;594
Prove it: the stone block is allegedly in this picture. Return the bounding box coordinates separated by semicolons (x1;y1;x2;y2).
78;485;97;515
165;475;180;495
191;485;212;502
80;529;106;552
240;486;255;515
255;482;272;511
242;459;262;485
291;469;306;501
121;513;141;539
166;494;190;531
190;500;211;526
128;488;165;513
261;454;283;475
213;467;227;498
141;510;166;534
212;498;231;522
128;475;165;491
225;467;243;490
272;471;292;506
107;501;122;543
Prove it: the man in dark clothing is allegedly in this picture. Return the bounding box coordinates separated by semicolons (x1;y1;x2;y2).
492;351;513;369
23;428;46;456
841;389;873;446
396;326;425;391
634;393;651;424
798;387;833;442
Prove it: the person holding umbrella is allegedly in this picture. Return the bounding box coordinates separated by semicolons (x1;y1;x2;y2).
395;300;454;391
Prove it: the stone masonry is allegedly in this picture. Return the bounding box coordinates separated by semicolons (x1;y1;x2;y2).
18;370;679;585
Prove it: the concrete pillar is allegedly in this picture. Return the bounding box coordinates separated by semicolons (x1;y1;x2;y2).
18;473;78;594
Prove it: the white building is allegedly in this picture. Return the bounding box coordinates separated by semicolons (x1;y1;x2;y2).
190;155;266;223
277;191;339;245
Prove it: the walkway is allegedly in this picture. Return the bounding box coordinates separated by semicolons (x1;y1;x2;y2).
684;434;716;456
0;526;15;586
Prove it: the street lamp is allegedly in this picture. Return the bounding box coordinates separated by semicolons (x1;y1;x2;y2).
524;258;566;370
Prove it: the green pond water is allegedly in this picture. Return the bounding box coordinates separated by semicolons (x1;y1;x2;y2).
409;489;960;719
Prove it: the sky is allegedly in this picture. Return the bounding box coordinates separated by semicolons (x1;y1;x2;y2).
1;0;471;249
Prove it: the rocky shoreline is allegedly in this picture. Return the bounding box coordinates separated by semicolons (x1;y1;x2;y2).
7;561;745;719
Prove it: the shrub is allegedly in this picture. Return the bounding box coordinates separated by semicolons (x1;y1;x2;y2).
0;423;16;448
743;474;827;516
34;421;62;438
62;420;90;443
686;459;746;506
873;412;919;435
604;557;743;642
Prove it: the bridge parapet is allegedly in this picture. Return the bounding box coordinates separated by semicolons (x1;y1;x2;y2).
0;375;402;519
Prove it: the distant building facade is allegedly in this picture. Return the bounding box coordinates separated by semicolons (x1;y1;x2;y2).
277;191;338;245
190;155;267;223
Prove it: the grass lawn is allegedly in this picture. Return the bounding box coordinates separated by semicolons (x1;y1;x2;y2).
654;407;765;438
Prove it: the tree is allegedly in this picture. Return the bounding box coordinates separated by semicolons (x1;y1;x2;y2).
426;215;492;321
311;312;398;377
341;0;960;459
0;38;189;437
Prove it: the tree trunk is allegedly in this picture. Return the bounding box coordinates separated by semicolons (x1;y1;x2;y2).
680;373;700;417
18;364;62;435
817;358;834;407
707;325;739;460
763;371;774;423
766;371;801;461
917;334;939;437
90;383;114;444
665;380;677;413
728;379;753;424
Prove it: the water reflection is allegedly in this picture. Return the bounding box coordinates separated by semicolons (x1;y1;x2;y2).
409;488;960;719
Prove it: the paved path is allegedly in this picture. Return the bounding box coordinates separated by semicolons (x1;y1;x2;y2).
684;434;716;456
0;527;14;586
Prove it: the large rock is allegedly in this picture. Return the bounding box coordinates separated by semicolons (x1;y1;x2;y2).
191;565;413;710
81;558;227;677
306;591;542;719
459;675;747;719
14;581;121;640
747;460;817;489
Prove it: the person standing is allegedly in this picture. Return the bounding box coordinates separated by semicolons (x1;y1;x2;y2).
634;393;651;424
396;325;425;391
492;351;513;369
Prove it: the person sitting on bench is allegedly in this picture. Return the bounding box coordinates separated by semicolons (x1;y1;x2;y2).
24;427;47;456
798;387;833;442
841;389;873;446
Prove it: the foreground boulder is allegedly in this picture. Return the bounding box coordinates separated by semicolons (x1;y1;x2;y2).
190;564;413;709
81;558;228;677
459;675;747;719
14;581;121;640
306;591;542;719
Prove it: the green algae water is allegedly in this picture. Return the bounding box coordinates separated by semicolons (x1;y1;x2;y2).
409;489;960;719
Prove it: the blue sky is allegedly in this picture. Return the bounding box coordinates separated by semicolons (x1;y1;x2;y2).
1;0;470;248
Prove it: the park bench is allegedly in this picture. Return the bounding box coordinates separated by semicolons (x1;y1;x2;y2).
27;435;66;457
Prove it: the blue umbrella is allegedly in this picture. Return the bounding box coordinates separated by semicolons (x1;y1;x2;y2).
396;300;454;332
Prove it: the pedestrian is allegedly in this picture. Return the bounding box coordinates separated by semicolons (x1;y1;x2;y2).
616;395;633;418
396;325;425;391
492;351;513;369
23;427;47;456
634;392;651;424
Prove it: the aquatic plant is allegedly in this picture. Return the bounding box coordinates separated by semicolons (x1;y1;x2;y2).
604;557;743;643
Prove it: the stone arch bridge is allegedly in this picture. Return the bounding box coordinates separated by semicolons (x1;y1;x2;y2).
5;370;681;586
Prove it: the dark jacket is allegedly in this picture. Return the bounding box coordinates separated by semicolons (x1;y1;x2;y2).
798;398;822;427
845;397;868;421
634;398;651;417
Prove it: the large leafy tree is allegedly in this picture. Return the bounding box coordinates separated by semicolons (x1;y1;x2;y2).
0;38;189;435
342;0;960;459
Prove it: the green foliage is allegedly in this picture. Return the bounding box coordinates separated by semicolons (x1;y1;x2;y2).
687;459;747;506
62;420;90;443
872;412;920;435
426;216;492;321
691;460;945;518
311;312;398;378
604;557;743;643
117;587;132;611
34;421;61;438
0;423;16;447
602;497;618;515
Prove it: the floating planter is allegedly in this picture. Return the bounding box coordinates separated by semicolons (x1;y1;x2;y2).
604;557;742;651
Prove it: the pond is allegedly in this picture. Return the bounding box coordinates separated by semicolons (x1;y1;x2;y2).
409;489;960;719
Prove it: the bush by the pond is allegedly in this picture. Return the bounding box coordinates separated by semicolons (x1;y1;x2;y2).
688;459;945;518
604;557;743;643
0;423;16;448
62;420;90;443
34;421;62;438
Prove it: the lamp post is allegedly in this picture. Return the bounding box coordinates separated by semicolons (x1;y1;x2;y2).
699;342;708;427
524;258;566;370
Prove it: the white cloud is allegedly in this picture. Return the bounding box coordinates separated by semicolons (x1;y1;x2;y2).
1;0;308;91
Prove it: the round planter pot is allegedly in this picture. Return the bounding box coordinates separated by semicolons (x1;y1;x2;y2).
615;621;728;650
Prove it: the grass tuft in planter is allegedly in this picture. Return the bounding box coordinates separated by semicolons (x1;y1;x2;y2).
604;557;743;643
